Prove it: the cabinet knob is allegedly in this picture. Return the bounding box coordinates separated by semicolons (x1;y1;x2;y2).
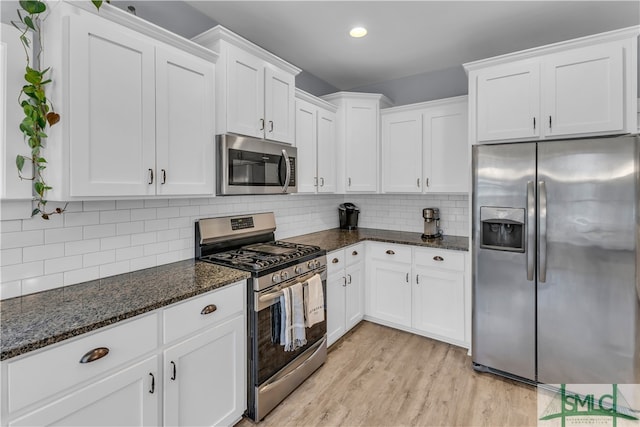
201;304;217;315
386;250;395;255
433;256;444;261
332;258;339;264
79;347;109;364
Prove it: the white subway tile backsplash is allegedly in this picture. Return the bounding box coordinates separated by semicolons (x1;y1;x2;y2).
1;248;23;266
64;211;100;227
23;243;65;262
2;230;44;249
84;250;116;267
45;255;83;275
45;227;82;244
2;261;44;282
22;273;63;295
100;210;131;224
63;266;99;286
1;193;468;299
65;239;100;256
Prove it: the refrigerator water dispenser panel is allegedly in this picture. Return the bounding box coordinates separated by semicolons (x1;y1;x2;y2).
480;207;525;252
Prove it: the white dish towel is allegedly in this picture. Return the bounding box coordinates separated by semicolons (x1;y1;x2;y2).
280;282;307;352
304;274;324;328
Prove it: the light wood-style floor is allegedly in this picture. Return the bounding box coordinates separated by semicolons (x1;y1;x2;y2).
237;321;537;427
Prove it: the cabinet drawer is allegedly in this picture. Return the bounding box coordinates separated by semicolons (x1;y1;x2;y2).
414;247;465;271
7;313;158;413
327;249;345;276
163;281;244;344
368;242;412;264
346;243;365;266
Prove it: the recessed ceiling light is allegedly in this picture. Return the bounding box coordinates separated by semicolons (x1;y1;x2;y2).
349;27;368;38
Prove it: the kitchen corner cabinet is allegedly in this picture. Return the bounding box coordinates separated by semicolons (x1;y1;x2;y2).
466;27;639;143
326;244;365;346
1;280;247;427
193;26;300;144
365;242;467;346
295;90;338;193
381;96;469;194
41;2;217;200
321;92;393;193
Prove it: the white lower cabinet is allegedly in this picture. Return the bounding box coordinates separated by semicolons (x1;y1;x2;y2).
366;242;467;346
9;356;159;427
163;316;245;427
326;244;365;346
1;281;247;427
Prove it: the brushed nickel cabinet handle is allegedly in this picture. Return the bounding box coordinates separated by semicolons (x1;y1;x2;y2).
314;177;318;187
149;373;155;394
161;169;166;184
549;116;552;130
79;347;109;364
332;258;339;264
347;274;352;284
342;277;347;287
320;177;325;187
148;168;154;185
269;120;274;132
348;177;352;187
352;250;358;256
386;250;395;255
201;304;217;315
170;361;177;381
533;117;536;131
433;256;444;261
259;118;265;131
417;178;420;187
426;177;430;187
405;272;409;283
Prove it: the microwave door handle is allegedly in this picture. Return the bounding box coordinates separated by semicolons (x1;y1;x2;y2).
281;149;291;193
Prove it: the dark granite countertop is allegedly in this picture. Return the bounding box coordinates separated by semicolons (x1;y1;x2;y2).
0;260;250;361
283;228;469;253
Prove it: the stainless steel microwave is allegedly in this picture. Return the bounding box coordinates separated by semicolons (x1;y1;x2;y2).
217;134;297;195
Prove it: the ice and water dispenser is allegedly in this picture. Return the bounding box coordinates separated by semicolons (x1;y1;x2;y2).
480;207;525;252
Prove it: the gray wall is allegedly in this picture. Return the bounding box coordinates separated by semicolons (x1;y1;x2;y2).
296;71;339;97
348;65;469;106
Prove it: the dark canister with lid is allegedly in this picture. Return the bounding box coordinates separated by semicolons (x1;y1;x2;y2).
339;203;360;230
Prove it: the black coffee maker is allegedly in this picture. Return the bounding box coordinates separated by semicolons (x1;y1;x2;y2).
339;203;360;230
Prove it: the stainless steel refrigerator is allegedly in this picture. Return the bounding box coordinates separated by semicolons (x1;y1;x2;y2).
472;135;640;385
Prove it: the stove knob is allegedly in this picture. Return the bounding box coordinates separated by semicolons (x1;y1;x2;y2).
281;271;289;280
314;260;321;268
272;273;281;283
294;266;302;275
307;261;314;269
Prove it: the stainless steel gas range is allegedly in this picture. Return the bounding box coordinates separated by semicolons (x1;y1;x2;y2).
195;212;327;421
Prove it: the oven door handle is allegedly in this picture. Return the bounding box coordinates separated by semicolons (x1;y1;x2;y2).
281;149;291;193
256;268;326;310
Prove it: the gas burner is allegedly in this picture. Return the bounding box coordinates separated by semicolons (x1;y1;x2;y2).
201;241;322;271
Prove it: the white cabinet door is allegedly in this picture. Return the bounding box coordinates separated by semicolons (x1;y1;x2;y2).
317;109;337;193
226;47;264;139
155;47;214;196
476;61;540;142
381;111;423;193
345;262;364;330
68;14;156;197
294;99;318;193
345;99;379;192
543;42;624;137
164;315;245;427
368;260;412;328
326;272;347;347
9;357;159;427
412;265;465;342
265;67;295;143
423;102;469;193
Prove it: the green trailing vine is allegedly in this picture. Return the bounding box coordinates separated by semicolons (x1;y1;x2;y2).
12;0;106;219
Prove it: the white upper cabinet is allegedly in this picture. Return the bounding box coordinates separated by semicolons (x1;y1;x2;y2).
193;26;300;144
41;2;217;200
466;26;639;143
294;90;337;193
381;96;469;194
321;92;393;194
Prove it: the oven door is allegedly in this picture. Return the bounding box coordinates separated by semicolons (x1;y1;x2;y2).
248;268;327;421
218;134;297;195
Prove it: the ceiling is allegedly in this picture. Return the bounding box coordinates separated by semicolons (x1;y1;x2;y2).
185;1;640;90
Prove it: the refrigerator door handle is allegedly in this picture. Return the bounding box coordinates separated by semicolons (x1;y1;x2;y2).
526;180;535;281
538;180;547;283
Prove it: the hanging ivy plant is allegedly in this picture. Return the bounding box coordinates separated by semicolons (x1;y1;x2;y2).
12;0;106;219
